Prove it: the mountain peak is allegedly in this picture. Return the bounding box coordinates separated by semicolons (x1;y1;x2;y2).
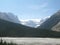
53;10;60;16
0;12;20;24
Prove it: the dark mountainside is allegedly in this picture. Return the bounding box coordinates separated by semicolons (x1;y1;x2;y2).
0;18;60;37
38;10;60;30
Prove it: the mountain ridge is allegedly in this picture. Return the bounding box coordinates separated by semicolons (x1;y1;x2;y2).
0;11;60;37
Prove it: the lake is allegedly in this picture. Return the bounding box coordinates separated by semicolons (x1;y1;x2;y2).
0;37;60;45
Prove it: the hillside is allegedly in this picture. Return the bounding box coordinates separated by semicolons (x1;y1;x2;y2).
0;19;60;37
38;10;60;31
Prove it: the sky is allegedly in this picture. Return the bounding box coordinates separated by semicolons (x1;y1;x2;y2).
0;0;60;20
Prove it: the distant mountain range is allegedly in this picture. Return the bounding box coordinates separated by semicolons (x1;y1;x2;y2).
0;18;60;37
0;11;60;37
0;12;50;28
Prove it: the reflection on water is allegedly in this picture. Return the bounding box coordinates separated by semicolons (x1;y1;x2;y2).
0;37;60;45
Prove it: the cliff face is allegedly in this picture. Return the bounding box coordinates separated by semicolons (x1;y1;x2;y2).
52;22;60;32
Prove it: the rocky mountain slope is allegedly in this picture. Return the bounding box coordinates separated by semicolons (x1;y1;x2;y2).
38;10;60;32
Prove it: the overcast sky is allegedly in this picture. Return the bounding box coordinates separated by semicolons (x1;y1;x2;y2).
0;0;60;20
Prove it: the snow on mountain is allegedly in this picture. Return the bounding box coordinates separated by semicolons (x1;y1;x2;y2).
20;18;49;28
20;19;40;28
0;12;20;23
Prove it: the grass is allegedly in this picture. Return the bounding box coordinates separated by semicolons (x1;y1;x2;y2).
0;39;17;45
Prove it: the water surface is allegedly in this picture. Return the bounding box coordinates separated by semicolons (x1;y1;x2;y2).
0;37;60;45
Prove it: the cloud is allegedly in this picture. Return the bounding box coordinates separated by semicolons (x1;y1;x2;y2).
20;19;41;23
19;16;50;28
20;19;41;27
28;3;48;10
